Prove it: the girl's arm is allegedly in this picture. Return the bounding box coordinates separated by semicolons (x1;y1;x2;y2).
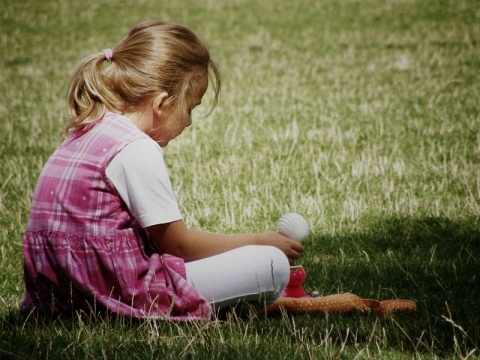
146;220;304;263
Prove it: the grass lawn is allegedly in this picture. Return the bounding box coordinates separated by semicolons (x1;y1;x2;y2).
1;0;479;358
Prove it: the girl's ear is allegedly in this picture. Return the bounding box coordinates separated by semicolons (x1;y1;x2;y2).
152;92;169;118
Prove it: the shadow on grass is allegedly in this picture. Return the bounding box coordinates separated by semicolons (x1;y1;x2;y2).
0;216;478;358
304;215;479;356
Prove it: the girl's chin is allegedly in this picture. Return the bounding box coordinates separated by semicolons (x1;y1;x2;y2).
148;131;180;147
148;134;168;147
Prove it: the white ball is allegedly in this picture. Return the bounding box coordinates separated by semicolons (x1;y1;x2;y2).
277;212;309;243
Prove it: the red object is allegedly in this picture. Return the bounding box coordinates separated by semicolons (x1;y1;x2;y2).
282;265;311;298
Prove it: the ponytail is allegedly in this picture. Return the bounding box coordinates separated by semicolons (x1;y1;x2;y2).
65;52;123;135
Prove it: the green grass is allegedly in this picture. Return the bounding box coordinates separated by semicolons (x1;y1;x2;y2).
1;0;479;358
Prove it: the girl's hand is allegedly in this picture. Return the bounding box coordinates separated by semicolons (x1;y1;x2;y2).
260;231;304;264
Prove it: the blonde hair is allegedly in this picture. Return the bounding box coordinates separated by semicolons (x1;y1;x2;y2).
65;20;221;135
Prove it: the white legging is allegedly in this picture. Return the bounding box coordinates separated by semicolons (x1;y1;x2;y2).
184;245;290;311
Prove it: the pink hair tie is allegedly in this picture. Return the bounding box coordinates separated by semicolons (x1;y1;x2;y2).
103;48;113;62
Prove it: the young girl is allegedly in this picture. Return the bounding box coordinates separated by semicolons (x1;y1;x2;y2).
22;20;304;320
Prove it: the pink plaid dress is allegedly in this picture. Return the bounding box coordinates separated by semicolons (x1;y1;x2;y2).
22;113;211;319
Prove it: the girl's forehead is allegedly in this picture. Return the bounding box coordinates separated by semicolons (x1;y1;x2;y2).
198;73;209;94
189;74;209;103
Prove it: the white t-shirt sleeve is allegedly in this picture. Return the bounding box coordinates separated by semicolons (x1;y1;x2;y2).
105;138;182;228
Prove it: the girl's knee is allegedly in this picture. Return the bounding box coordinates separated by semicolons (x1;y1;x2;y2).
261;245;291;293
